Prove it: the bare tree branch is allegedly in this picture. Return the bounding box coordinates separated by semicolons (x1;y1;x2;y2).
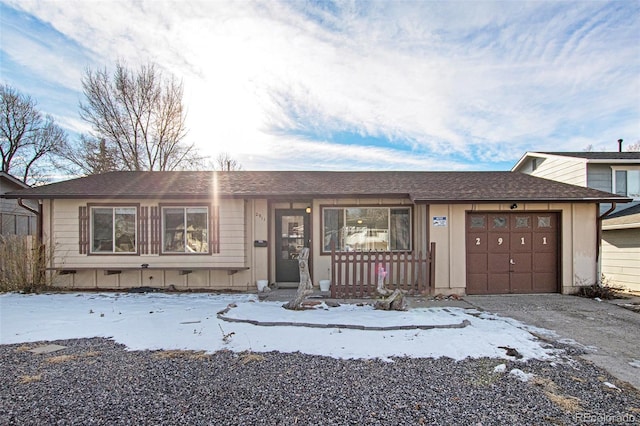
213;152;243;171
73;61;199;172
0;84;67;184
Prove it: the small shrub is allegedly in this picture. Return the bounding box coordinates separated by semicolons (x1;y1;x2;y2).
238;352;264;365
46;354;75;364
577;275;625;300
0;235;50;293
19;374;42;384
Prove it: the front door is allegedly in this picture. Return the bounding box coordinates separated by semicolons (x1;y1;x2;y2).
275;209;310;283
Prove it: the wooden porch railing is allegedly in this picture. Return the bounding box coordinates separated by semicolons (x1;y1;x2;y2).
330;242;435;298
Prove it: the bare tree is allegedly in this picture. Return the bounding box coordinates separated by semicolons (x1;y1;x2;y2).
0;84;67;184
76;62;201;172
54;135;120;175
213;152;243;171
627;141;640;152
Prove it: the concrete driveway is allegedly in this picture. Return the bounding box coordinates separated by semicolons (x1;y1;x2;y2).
463;294;640;390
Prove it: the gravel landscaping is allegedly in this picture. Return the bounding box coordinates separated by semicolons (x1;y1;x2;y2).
1;338;639;425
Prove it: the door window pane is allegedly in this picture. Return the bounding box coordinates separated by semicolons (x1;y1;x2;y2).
470;216;485;229
281;215;304;260
537;216;551;228
493;216;507;228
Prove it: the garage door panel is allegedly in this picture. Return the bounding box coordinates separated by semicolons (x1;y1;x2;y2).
511;253;532;272
533;252;557;272
467;253;487;273
488;253;509;272
510;274;533;292
534;231;556;252
466;233;487;252
510;233;532;252
533;273;558;292
467;273;488;294
488;233;510;252
489;274;510;293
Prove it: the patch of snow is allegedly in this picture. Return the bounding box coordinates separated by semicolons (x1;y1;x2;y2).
603;381;621;391
629;359;640;368
0;293;560;362
494;363;507;373
509;368;534;382
556;338;598;353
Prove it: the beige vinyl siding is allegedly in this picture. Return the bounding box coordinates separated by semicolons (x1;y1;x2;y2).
48;198;247;270
529;157;586;186
601;228;640;292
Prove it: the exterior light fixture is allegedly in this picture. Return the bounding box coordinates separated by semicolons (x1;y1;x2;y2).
305;206;311;214
510;203;518;210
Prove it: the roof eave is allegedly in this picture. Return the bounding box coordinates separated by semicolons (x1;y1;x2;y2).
413;197;632;204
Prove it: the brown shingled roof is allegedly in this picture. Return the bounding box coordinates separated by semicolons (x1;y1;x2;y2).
2;171;631;204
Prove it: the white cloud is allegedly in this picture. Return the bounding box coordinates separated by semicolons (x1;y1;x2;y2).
4;0;639;170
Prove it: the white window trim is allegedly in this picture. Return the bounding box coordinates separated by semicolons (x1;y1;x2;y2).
611;165;640;199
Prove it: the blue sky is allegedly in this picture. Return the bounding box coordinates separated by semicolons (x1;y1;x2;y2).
1;0;639;172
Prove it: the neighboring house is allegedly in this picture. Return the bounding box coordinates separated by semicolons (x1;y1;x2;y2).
2;171;628;295
0;171;37;236
512;151;640;292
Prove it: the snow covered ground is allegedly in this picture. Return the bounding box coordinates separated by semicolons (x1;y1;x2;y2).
0;292;558;362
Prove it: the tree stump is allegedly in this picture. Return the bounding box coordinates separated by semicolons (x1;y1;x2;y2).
283;248;314;310
374;265;406;311
374;288;406;311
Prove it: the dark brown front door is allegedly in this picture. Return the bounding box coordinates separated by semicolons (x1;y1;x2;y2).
275;209;310;283
466;212;559;294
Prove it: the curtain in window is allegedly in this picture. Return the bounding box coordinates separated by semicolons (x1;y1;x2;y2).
390;209;410;250
323;209;342;251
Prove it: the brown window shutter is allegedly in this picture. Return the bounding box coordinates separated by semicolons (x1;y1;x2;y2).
211;205;220;254
139;206;149;254
79;206;89;254
150;206;160;254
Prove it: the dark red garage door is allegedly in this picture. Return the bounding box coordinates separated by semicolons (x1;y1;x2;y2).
466;212;559;294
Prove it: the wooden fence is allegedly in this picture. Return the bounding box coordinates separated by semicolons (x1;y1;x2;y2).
330;242;435;298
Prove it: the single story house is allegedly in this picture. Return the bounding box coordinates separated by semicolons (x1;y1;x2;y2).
2;170;630;295
512;151;640;292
